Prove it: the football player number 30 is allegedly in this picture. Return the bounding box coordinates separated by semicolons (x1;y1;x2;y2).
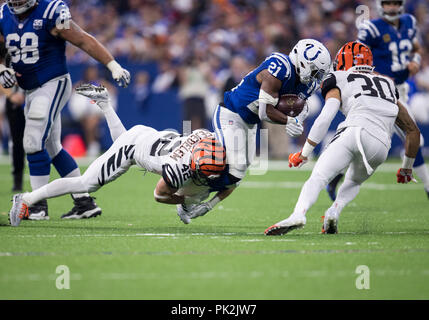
5;32;39;64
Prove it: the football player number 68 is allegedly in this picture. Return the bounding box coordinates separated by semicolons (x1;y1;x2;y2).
5;32;40;64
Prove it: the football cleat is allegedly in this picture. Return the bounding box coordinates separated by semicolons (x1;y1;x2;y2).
61;196;102;219
176;204;195;225
75;83;109;109
9;193;29;227
321;207;340;234
264;214;306;236
27;200;49;221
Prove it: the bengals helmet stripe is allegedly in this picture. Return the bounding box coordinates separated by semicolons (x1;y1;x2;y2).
191;138;226;184
334;41;373;71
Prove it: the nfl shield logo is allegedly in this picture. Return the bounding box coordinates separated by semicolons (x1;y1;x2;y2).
228;120;234;125
33;19;43;30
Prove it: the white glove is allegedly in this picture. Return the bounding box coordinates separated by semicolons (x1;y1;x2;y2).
107;60;131;88
0;65;17;89
285;116;304;138
188;202;213;219
176;203;196;224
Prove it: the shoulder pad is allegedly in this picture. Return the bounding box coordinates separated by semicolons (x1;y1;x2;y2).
320;73;339;99
265;53;292;80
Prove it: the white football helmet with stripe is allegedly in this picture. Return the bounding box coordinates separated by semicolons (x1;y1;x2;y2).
7;0;37;15
289;39;331;85
377;0;405;22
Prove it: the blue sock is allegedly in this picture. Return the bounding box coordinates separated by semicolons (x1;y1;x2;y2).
52;149;79;178
27;150;51;176
413;148;425;168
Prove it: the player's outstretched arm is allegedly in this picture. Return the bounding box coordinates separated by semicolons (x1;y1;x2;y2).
187;187;236;220
289;88;341;168
51;21;131;88
395;101;420;183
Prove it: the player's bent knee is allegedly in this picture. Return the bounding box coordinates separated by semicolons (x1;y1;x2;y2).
23;133;43;154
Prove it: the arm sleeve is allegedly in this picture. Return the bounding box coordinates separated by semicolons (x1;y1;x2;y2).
162;163;183;190
45;1;72;31
307;98;341;144
320;73;339;99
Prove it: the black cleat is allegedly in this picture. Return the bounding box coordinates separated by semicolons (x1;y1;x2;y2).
26;200;49;220
61;196;102;219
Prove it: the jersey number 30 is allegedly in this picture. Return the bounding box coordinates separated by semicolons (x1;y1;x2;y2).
5;32;39;64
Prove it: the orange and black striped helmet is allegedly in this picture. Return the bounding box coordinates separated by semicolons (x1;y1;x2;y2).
333;41;373;71
190;138;226;186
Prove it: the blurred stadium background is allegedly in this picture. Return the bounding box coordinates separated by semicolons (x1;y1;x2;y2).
1;0;429;159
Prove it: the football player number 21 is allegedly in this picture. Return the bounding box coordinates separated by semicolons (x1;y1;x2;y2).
5;32;40;64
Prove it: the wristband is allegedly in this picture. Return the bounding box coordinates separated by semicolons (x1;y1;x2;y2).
106;60;122;73
402;156;415;169
301;141;315;158
208;196;221;209
412;53;422;66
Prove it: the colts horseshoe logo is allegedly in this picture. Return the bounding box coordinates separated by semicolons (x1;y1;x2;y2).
304;44;322;61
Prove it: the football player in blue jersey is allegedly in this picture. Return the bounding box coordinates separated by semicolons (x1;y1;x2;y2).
0;0;131;220
212;39;331;183
327;0;429;200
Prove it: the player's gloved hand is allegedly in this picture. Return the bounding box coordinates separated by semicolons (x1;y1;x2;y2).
396;168;417;184
107;60;131;88
0;66;17;89
176;203;196;224
288;151;307;168
296;102;309;123
285;116;304;138
188;202;213;219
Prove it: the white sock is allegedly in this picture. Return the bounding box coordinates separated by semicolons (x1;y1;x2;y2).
333;178;361;214
292;177;326;216
413;164;429;191
102;105;126;142
23;177;88;206
65;168;90;199
30;175;50;191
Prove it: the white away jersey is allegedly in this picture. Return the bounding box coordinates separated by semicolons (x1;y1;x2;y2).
134;128;215;189
321;70;399;148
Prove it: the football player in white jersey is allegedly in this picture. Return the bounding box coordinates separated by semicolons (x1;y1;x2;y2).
327;0;429;200
265;41;421;236
9;84;234;227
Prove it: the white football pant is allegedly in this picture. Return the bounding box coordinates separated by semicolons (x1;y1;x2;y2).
292;126;389;216
212;105;257;180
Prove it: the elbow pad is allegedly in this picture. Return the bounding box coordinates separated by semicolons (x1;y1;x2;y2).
258;89;279;121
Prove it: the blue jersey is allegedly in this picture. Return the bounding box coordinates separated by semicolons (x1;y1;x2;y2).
223;52;318;124
0;0;71;90
357;14;418;85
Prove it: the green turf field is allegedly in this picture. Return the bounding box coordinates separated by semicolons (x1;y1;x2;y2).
1;160;429;299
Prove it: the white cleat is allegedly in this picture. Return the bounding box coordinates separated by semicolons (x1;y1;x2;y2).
322;207;340;234
76;83;110;109
265;214;306;236
176;204;195;225
9;194;29;227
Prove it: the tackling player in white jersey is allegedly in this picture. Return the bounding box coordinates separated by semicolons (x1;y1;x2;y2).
265;41;421;236
9;84;235;227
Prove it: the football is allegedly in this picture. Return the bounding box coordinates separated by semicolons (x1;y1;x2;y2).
276;94;306;117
